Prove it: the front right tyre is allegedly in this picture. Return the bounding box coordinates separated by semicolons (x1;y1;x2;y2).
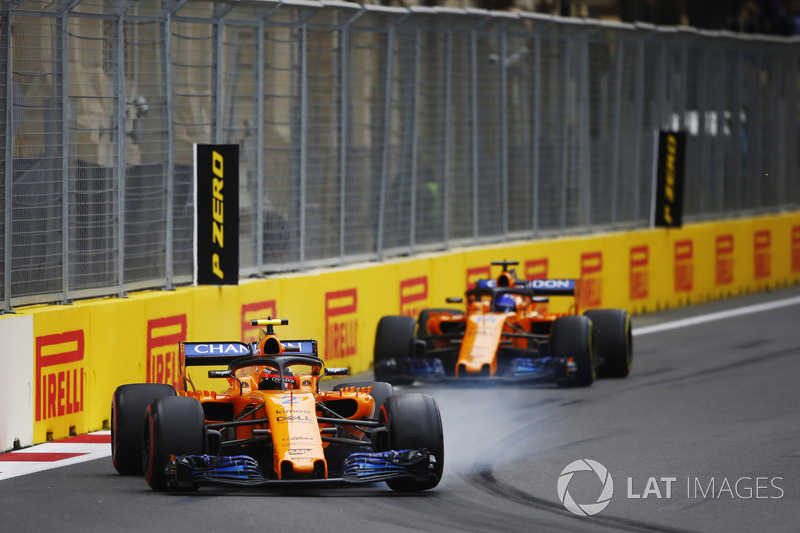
551;315;595;387
143;395;206;491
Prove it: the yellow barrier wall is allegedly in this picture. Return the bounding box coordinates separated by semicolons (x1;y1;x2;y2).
7;212;800;442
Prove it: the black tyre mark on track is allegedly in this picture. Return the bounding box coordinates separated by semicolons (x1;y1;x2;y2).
471;469;698;533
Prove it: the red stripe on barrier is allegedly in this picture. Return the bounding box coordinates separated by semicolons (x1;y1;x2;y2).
0;452;85;462
58;434;110;444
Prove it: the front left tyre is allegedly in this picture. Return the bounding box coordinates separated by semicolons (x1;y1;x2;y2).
143;395;206;491
111;383;176;475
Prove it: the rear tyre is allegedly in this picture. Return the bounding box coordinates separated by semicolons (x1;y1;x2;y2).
111;384;176;475
380;394;444;492
373;316;416;385
584;309;632;378
143;396;205;491
551;315;595;387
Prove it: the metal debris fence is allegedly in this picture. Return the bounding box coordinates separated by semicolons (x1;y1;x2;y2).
1;0;797;310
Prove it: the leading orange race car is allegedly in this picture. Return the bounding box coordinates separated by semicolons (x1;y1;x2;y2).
374;260;632;387
111;319;443;492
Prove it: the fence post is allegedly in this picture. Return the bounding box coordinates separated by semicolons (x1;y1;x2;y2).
377;20;396;261
60;9;70;304
163;11;175;289
115;14;127;297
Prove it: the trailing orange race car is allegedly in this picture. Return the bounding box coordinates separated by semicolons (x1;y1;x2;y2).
111;319;443;492
374;261;632;387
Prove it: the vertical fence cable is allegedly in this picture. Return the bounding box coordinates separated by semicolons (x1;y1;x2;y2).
377;24;394;260
338;24;349;264
499;28;508;239
470;27;478;240
611;39;623;227
213;18;222;143
443;28;452;248
559;38;570;231
300;23;308;267
257;19;265;272
531;30;541;236
2;13;11;310
164;13;175;288
632;38;645;222
116;15;126;296
715;45;727;214
60;11;70;303
409;26;419;253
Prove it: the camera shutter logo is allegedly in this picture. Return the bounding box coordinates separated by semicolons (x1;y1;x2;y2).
557;459;614;516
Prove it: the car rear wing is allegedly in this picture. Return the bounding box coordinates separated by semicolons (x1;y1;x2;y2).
181;340;318;367
526;279;577;296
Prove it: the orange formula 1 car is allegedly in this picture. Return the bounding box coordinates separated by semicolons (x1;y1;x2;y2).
374;261;632;387
111;319;443;492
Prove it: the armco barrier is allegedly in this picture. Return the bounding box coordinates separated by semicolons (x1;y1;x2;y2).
1;212;799;449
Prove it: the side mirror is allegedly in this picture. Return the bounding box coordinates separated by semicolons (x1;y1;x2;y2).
445;297;463;304
209;369;232;378
324;367;349;377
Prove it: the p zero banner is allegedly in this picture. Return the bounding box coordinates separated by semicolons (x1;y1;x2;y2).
194;144;239;285
652;130;686;228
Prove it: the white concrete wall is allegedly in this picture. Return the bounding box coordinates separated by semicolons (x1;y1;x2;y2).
0;315;34;451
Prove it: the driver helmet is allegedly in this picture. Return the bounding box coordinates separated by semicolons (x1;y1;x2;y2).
496;293;516;312
258;368;298;390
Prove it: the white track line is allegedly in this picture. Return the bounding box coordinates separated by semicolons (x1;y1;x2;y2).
0;431;110;481
633;295;800;336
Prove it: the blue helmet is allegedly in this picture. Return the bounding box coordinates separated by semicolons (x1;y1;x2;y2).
496;293;516;312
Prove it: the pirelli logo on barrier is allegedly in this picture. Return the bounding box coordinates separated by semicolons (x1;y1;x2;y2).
793;226;800;273
716;235;734;286
194;144;239;285
652;130;686;228
242;301;278;344
674;240;694;293
524;258;548;280
466;266;491;290
326;289;357;360
629;246;649;301
579;252;603;310
147;315;187;389
35;331;84;422
754;230;771;280
400;277;428;318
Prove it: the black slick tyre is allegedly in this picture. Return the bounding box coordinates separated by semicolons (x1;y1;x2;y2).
583;309;632;378
143;395;205;491
551;315;595;387
373;316;416;385
111;383;176;475
379;393;444;492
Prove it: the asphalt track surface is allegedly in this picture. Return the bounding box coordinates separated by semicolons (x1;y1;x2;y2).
3;286;800;533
